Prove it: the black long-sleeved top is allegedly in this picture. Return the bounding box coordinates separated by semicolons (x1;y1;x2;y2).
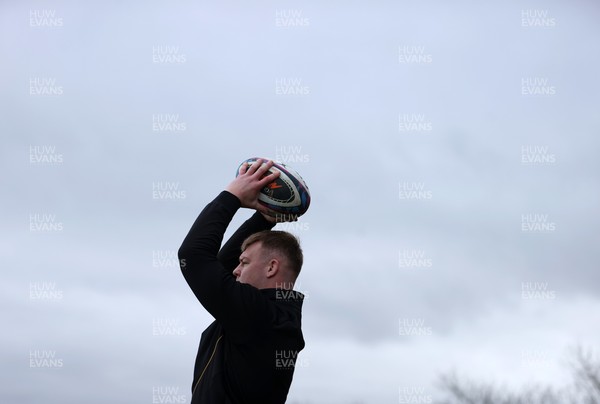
178;191;305;404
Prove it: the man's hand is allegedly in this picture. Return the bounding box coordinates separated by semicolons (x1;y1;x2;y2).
226;159;280;214
260;211;299;224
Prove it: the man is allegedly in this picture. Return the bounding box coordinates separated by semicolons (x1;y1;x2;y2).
178;159;306;404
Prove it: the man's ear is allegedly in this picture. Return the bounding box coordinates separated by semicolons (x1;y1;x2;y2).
265;258;280;278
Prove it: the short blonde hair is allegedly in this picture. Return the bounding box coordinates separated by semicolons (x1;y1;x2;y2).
242;230;303;276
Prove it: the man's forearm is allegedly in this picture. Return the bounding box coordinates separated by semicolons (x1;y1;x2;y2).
178;191;241;267
217;211;276;272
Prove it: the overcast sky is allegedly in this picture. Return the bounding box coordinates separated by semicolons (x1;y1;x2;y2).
2;1;600;403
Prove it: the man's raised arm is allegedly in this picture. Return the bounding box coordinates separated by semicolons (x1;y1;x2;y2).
177;159;280;316
177;190;242;305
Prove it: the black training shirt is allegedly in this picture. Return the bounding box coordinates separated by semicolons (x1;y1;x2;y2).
178;191;305;404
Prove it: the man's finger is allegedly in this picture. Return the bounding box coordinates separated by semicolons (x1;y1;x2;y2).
253;159;275;178
258;169;280;187
246;158;263;175
238;162;249;175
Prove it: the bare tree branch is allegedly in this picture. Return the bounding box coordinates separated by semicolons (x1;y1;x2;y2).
437;345;600;404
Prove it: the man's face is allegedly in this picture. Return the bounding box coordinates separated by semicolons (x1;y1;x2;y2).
233;242;270;288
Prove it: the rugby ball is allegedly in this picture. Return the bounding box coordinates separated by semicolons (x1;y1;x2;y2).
236;157;311;216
